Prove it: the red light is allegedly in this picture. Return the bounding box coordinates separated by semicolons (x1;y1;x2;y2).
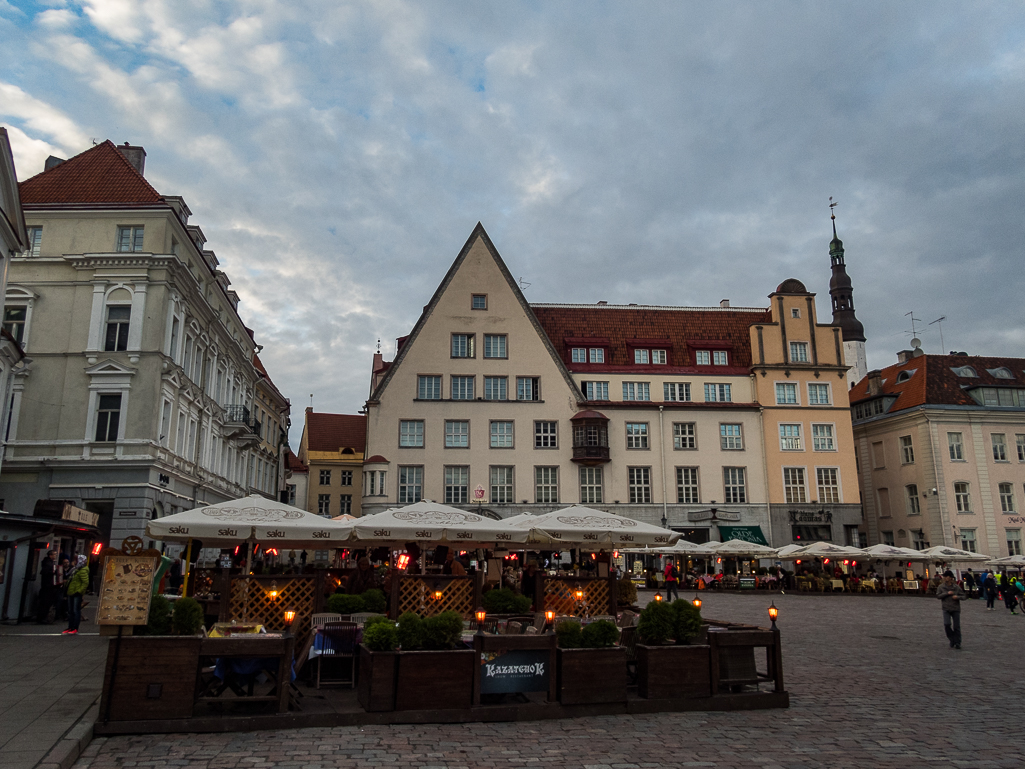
613;551;619;558
843;559;849;565
397;554;411;570
266;548;278;556
824;558;830;564
591;553;596;560
253;544;261;554
460;551;467;556
234;546;240;555
796;559;801;564
91;543;103;556
717;558;722;564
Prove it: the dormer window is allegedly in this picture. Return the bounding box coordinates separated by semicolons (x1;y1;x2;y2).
989;367;1014;379
652;350;666;364
589;348;604;363
572;347;587;363
634;349;649;364
696;351;710;365
633;348;668;365
953;366;977;378
896;369;915;384
571;347;605;363
713;351;728;366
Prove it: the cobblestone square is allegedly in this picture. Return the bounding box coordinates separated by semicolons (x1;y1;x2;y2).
74;593;1025;769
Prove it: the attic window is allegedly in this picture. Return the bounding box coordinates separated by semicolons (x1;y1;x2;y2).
989;367;1014;379
472;294;487;310
896;370;915;384
953;366;977;378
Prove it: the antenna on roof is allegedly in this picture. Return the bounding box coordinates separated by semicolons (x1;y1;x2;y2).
518;277;531;291
376;338;381;353
309;393;313;409
905;311;922;339
928;316;946;355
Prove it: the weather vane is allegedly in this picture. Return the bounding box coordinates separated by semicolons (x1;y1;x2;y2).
829;196;837;220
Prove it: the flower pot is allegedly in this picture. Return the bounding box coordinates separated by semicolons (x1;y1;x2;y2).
394;648;474;711
556;646;627;705
357;645;397;712
636;643;711;699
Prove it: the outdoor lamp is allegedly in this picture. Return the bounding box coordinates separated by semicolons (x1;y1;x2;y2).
434;589;444;601
284;608;296;625
768;601;779;630
692;595;702;609
267;580;279;600
654;594;663;602
545;609;555;625
475;607;487;634
574;589;584;601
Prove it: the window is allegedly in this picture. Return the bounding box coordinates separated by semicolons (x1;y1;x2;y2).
779;424;803;451
723;467;747;503
490;466;514;503
583;381;609;400
364;470;386;496
444;466;469;503
104;305;131;352
990;367;1014;379
664;382;690;402
948;432;964;461
900;436;915;464
673;422;696;450
882;531;895;546
517;377;540;401
784;467;807;503
817;468;840;504
713;351;728;366
695;350;710;365
3;307;26;345
812;424;834;451
26;226;42;256
807;383;830;405
338;471;352;486
622;382;651;401
912;529;927;550
626;422;649;449
418;375;442;400
1017;435;1025;461
444;420;470;448
398;466;423;503
571;348;586;363
787;342;808;363
589;348;605;363
399;420;424;447
490;421;514;448
472;294;487;310
954;482;971;513
159;400;171;447
1008;529;1023;556
451;376;474;400
906;484;921;515
1000;482;1016;513
319;470;332;485
628;467;651;503
451;333;474;358
334;494;350;515
959;528;977;553
534;421;557;448
535;467;559;503
483;376;507;401
317;494;331;515
791;308;800;319
720;424;743;450
775;383;798;404
116;226;144;252
704;383;732;402
579;467;603;504
484;335;507;359
677;467;699;503
953;366;977;378
634;349;649;364
652;349;667;364
993;434;1008;461
94;394;122;442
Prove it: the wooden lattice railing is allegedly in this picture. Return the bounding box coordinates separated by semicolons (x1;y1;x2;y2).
397;576;475;618
229;575;317;650
543;578;611;617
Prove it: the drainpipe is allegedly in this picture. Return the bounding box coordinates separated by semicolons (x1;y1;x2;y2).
756;400;774;546
659;406;668;528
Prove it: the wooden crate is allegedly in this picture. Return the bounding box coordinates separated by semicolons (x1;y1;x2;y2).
635;644;711;699
556;646;627;705
101;637;202;721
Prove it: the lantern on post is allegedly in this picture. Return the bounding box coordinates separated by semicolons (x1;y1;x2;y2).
654;593;663;603
545;609;555;632
768;601;779;630
475;607;487;635
692;594;702;609
284;608;296;626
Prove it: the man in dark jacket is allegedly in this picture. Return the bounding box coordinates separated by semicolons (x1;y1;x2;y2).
36;550;59;623
936;570;965;649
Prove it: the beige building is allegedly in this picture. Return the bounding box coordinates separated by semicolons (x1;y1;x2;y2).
297;409;366;517
852;353;1025;557
0;140;288;547
362;224;862;546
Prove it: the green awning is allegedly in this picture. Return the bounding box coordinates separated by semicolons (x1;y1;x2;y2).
717;526;769;547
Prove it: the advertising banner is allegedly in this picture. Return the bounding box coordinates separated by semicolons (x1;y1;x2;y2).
479;649;550;694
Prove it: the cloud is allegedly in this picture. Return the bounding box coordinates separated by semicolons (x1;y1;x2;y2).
0;81;90;154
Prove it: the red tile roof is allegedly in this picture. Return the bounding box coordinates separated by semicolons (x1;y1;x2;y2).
849;354;1025;412
285;449;307;473
19;140;163;206
306;411;367;453
530;304;770;372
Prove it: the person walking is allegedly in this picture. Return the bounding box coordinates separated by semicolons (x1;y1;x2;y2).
663;558;680;602
984;571;998;610
999;571;1018;614
36;550;59;623
62;555;89;635
935;570;965;649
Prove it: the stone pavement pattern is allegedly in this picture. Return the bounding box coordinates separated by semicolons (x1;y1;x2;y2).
75;593;1024;769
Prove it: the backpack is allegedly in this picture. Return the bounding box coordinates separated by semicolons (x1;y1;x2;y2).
670;566;680;580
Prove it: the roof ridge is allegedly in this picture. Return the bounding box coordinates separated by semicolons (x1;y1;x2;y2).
19;140;165;205
529;303;769;312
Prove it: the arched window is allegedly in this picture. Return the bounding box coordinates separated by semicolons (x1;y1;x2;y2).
104;288;133;352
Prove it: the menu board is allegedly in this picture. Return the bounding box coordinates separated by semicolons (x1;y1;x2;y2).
97;556;157;626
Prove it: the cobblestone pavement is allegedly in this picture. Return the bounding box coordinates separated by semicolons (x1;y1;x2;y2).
76;593;1024;769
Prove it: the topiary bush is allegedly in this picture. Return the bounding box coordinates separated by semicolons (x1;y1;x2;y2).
145;595;172;635
481;587;532;614
581;619;620;648
636;601;675;645
171;596;204;635
671;599;703;644
617;575;638;606
327;593;366;615
363;614;391;629
422;611;463;650
396;611;424;650
361;588;387;614
362;620;398;652
555;619;582;649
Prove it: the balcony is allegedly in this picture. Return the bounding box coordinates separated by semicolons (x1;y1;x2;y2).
572;444;610;464
571;409;610;465
223;404;261;446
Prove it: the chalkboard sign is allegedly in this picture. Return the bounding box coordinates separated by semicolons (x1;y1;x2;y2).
479;649;550;694
739;577;757;590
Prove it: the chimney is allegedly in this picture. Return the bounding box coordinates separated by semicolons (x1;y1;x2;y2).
867;369;883;396
720;299;730;308
44;156;65;172
118;142;146;175
895;350;915;364
597;301;608;306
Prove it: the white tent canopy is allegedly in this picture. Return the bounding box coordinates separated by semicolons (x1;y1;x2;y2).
503;505;681;548
146;494;354;548
861;544;924;560
987;555;1025;568
622;539;715;556
341;501;533;546
790;542;866;559
919;545;991;563
709;539;778;558
775;544;805;559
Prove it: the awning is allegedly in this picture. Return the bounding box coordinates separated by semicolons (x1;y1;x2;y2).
716;526;769;547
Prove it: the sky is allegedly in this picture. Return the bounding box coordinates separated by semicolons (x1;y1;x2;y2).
2;1;1025;444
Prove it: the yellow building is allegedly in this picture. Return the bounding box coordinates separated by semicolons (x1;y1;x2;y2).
297;409;366;517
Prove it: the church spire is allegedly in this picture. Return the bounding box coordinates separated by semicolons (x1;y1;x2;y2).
828;200;865;343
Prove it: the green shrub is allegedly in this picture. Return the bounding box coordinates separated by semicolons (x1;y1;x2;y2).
396;611;424;650
581;619;619;648
555;619;582;649
363;614;391;629
481;587;532;614
617;575;638;606
327;593;366;615
361;588;387;614
636;601;675;645
422;611;463;650
362;620;398;652
671;599;703;644
171;596;204;635
145;595;172;635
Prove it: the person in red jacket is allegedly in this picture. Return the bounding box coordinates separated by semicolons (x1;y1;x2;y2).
663;559;680;602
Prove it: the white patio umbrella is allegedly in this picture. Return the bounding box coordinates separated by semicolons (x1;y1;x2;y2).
622;539;715;556
341;500;534;547
789;541;866;559
919;545;991;564
861;543;924;560
709;539;778;558
505;505;681;548
775;544;806;559
987;555;1025;569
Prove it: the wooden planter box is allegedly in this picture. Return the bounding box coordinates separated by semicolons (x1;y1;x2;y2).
395;648;475;711
101;636;202;721
636;643;711;700
556;647;627;705
357;646;397;712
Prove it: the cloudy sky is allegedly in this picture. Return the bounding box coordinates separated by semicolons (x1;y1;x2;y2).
2;1;1024;440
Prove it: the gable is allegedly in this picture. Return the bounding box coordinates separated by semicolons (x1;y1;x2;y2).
19;140;163;207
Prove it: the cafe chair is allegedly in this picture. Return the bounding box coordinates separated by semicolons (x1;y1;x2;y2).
315;621;358;689
348;612;376;627
311;612;343;628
